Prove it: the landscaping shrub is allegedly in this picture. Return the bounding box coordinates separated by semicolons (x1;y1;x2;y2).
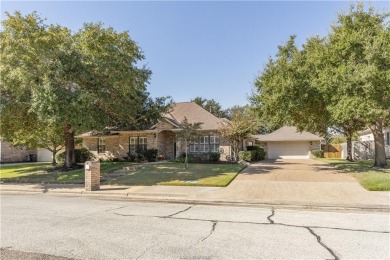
55;148;95;164
238;151;252;162
208;152;220;162
124;149;158;162
175;153;192;163
246;146;266;161
99;157;119;162
55;152;65;164
142;149;158;162
125;153;137;162
175;152;220;163
311;150;324;158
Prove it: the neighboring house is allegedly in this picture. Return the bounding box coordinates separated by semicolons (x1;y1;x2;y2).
348;127;390;160
251;126;323;159
77;102;231;161
358;128;390;145
0;139;37;163
0;138;59;163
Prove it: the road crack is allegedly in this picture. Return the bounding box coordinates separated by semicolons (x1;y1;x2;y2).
112;212;389;234
306;227;339;260
202;221;217;242
164;206;193;218
113;212;136;217
105;205;129;212
267;209;275;224
136;241;163;259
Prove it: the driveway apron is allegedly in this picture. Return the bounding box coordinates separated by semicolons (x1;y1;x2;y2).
198;159;390;208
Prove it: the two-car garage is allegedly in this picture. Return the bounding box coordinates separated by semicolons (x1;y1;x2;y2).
267;141;311;159
253;126;323;159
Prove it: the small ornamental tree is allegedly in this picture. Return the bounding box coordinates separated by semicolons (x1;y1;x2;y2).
176;117;203;169
218;109;259;161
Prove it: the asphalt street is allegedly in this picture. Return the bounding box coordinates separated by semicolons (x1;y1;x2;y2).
1;194;389;259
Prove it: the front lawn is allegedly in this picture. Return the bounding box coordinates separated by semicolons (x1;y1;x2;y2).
0;162;245;187
107;163;245;187
318;159;390;191
0;162;136;184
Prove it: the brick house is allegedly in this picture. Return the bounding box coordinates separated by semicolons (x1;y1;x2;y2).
77;102;232;161
0;138;37;163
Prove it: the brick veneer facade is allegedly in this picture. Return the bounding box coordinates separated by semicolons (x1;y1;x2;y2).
83;132;156;160
0;140;37;163
81;129;230;161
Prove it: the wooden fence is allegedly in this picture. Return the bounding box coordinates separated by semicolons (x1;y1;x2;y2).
321;144;341;158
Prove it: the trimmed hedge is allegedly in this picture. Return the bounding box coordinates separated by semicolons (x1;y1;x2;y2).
238;151;253;162
55;148;95;164
311;150;324;158
125;149;158;162
246;146;266;161
175;152;220;163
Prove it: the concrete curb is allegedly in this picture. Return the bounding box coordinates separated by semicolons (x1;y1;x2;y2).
2;188;389;213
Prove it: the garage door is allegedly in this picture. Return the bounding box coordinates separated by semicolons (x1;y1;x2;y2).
268;142;310;159
37;148;53;162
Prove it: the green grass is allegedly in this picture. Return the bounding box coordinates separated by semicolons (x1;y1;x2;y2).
318;158;390;191
0;162;136;184
0;162;245;187
108;163;245;187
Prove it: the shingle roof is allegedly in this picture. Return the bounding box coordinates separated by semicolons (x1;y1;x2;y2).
162;102;227;130
253;126;323;142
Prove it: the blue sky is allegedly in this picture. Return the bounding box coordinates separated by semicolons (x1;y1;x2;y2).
2;1;389;109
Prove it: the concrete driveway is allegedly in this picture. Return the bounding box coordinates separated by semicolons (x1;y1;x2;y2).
199;159;390;208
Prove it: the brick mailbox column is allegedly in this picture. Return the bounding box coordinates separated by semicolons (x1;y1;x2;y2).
85;161;100;191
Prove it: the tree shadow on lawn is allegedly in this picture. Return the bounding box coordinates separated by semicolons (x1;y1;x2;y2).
105;163;244;186
327;160;389;173
1;170;85;184
0;164;56;174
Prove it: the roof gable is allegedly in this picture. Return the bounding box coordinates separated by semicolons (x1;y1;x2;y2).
161;102;227;130
253;126;323;142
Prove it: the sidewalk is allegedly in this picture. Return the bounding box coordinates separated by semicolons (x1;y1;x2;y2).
1;182;389;212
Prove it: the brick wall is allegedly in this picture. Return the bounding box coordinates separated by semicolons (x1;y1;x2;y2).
309;141;321;151
82;133;156;160
309;141;321;158
0;140;37;163
157;131;175;159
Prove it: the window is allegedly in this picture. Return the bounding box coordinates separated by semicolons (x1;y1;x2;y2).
98;138;106;153
210;135;220;152
139;137;148;151
199;136;209;152
129;137;137;154
189;135;220;153
387;132;390;146
129;137;148;154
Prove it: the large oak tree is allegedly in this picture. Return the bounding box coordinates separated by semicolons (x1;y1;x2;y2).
0;12;170;168
252;4;389;167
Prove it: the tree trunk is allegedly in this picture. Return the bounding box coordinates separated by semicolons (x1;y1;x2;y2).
185;139;189;169
52;149;57;166
370;121;387;168
345;131;353;162
64;123;76;169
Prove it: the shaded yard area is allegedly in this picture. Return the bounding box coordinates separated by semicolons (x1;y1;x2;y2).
0;162;136;184
319;159;390;191
107;163;245;187
0;162;245;187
